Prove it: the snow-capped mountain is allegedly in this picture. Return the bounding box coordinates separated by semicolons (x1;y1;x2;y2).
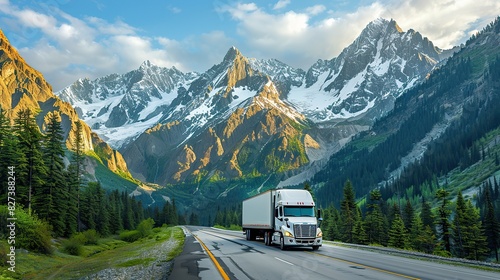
121;47;310;184
57;62;199;148
286;18;450;122
57;18;454;186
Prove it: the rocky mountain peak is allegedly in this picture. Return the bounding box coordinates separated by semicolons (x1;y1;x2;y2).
223;46;243;63
1;29;133;180
292;17;448;122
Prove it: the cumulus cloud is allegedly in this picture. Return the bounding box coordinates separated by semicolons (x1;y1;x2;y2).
221;0;499;69
379;0;500;49
273;0;291;10
0;1;223;91
0;0;499;92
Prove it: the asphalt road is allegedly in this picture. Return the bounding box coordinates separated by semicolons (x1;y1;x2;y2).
172;226;500;280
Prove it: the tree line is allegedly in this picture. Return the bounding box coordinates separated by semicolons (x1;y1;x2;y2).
319;180;499;261
0;107;159;253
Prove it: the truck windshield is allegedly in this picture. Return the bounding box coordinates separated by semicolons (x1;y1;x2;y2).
283;206;315;217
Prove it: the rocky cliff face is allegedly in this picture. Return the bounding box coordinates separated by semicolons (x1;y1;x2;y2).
0;29;132;179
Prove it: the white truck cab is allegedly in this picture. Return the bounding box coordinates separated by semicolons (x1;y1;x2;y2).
243;188;323;250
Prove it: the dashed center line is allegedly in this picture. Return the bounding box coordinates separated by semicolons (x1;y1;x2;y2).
275;257;294;266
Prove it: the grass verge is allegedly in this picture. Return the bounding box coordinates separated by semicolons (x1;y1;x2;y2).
0;226;185;280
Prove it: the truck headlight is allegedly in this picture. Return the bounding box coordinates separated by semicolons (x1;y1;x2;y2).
284;231;294;237
316;228;323;237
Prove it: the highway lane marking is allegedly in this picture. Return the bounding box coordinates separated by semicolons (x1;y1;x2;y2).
185;227;230;280
307;251;421;280
199;230;266;254
275;257;295;266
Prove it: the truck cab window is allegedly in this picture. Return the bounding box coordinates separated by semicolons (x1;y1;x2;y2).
284;206;315;217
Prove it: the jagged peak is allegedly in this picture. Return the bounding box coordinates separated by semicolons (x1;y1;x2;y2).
223;46;244;62
139;60;155;69
365;18;403;35
388;18;403;33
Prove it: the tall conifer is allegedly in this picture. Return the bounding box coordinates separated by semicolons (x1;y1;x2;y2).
40;112;67;236
340;180;357;243
14;109;47;215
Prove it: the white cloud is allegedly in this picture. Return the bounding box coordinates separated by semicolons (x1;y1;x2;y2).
306;5;326;16
1;0;499;92
273;0;291;10
379;0;500;49
0;1;221;91
222;0;499;69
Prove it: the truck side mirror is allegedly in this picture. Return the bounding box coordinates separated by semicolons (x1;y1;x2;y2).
284;217;290;228
317;209;322;218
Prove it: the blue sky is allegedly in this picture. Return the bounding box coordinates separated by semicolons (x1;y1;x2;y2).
0;0;498;91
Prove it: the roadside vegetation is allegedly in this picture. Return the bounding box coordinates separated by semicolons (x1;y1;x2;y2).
0;224;184;279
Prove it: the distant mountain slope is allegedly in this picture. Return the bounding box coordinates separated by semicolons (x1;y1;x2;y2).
313;16;500;206
0;29;134;189
57;61;199;149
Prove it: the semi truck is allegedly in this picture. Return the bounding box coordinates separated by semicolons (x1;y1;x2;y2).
242;188;323;250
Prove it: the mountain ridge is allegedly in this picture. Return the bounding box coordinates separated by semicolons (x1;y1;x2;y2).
0;29;134;185
55;18;455;188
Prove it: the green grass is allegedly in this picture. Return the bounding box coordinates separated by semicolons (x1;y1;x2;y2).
166;227;186;261
2;226;185;280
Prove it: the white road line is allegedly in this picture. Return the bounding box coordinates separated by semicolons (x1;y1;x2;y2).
275;257;294;266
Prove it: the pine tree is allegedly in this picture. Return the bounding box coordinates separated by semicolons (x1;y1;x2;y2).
170;199;179;225
14;109;47;215
108;190;123;233
189;212;200;225
340;180;357;243
94;182;110;235
122;191;135;230
420;197;435;234
70;120;86;232
326;206;341;241
409;215;424;251
0;107;18;200
436;189;451;254
388;214;408;249
483;187;500;261
352;208;367;245
452;191;467;258
462;200;488;260
81;182;99;230
402;200;414;231
39;112;67;236
65;164;79;236
364;189;386;245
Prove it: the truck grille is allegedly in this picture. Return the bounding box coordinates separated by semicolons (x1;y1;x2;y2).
293;224;316;238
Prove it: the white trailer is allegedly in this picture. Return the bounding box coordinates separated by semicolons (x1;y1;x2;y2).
242;189;323;250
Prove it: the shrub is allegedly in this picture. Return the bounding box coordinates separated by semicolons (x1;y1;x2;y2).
4;206;54;254
137;218;155;238
62;238;83;256
71;232;87;244
82;229;99;245
0;242;8;267
119;230;142;242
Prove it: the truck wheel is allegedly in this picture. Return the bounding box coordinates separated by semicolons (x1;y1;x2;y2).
280;234;286;250
245;230;251;241
250;230;256;241
312;245;320;251
264;232;271;246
